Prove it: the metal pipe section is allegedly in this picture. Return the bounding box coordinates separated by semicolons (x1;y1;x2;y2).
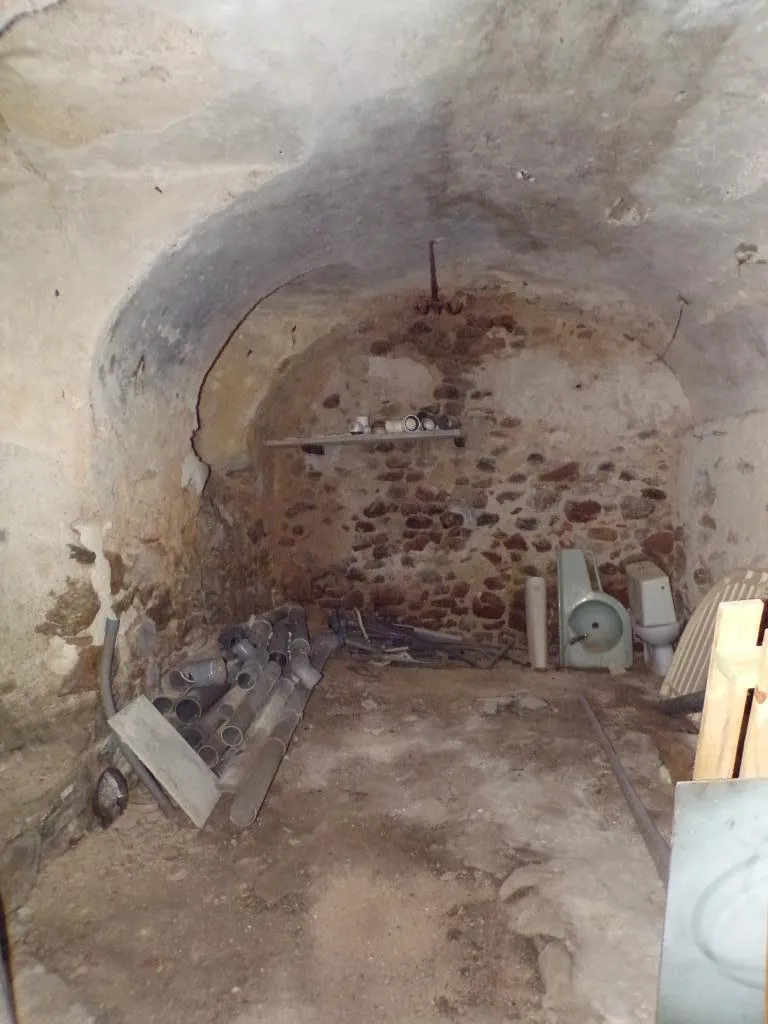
100;618;172;815
229;682;313;829
268;619;289;667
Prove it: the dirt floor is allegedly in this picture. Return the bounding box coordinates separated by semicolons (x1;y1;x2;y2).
10;659;680;1024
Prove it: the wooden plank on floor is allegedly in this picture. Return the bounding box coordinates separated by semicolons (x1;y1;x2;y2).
109;696;220;828
694;599;764;782
740;636;768;779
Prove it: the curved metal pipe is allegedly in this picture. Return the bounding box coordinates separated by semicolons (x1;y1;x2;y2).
100;618;172;815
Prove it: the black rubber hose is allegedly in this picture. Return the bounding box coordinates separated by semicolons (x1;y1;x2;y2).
100;618;173;815
657;692;705;716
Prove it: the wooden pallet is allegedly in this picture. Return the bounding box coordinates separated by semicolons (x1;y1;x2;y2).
694;599;768;781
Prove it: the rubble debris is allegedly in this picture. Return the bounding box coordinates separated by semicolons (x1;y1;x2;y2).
476;691;553;716
654;730;697;784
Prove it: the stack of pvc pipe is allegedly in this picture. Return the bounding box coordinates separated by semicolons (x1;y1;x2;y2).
147;604;342;826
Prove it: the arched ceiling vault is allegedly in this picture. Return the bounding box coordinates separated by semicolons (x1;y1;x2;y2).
89;0;768;438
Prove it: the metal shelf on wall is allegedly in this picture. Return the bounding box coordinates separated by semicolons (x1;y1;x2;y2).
264;429;465;451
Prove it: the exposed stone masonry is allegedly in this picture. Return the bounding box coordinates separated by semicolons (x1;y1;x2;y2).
243;288;689;653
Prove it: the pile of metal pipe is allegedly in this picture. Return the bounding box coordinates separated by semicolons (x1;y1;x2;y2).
146;605;342;818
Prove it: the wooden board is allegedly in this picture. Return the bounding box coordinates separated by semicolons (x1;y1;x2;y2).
109;696;220;828
693;599;764;781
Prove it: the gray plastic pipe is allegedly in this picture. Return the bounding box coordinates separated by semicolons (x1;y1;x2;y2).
180;725;204;750
151;694;175;716
235;650;269;688
177;657;227;686
248;616;272;647
287;651;322;689
229;682;313;829
309;629;343;673
175;680;230;723
161;656;227;696
287;604;310;656
198;664;285;767
268;619;289;667
230;636;259;661
196;744;221;769
193;669;246;738
263;604;291;625
100;618;172;815
220;662;282;748
216;675;297;791
161;670;190;696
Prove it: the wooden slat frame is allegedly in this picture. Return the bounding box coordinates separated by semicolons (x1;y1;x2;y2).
693;599;764;781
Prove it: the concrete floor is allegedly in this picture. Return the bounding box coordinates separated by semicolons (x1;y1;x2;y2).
11;660;676;1024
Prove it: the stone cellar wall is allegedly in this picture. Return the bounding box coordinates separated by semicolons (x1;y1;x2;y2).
242;287;690;654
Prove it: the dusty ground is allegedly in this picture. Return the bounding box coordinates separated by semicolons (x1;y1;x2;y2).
10;660;678;1024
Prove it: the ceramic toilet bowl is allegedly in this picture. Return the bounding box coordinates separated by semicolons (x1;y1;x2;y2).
634;620;682;675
